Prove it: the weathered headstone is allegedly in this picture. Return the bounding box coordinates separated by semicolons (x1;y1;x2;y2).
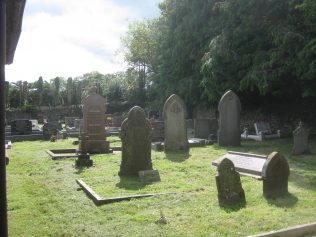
65;117;78;128
11;119;32;135
293;122;310;155
82;93;109;153
119;106;153;176
215;158;245;206
262;152;289;198
42;122;61;140
163;94;189;152
218;90;241;146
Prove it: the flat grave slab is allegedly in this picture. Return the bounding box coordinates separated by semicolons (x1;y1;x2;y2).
212;151;267;179
46;149;77;160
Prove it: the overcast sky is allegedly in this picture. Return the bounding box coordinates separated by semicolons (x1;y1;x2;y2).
5;0;161;82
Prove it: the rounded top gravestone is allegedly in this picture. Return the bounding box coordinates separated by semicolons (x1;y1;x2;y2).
262;151;290;198
119;106;153;176
163;94;189;152
218;90;241;146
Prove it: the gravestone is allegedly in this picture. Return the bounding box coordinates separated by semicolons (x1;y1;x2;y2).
163;94;189;152
262;152;289;198
194;118;212;139
65;117;78;128
150;121;164;142
215;158;245;206
112;115;124;127
11;119;32;135
293;122;310;155
82;93;109;153
218;90;241;146
119;106;153;176
75;132;93;167
42;122;61;140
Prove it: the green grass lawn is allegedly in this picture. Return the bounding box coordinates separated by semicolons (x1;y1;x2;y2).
6;136;316;237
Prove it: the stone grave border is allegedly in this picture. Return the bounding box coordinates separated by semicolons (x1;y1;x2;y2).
248;222;316;237
46;149;77;160
76;179;171;206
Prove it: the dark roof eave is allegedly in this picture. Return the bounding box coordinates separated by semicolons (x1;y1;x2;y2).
5;0;26;65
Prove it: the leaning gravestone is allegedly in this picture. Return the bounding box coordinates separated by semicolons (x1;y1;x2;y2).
218;90;241;146
163;94;189;152
215;158;245;206
11;119;32;135
82;93;109;153
293;122;310;155
262;152;289;198
119;106;153;176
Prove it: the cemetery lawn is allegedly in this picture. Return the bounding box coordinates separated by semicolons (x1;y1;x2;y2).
7;136;316;237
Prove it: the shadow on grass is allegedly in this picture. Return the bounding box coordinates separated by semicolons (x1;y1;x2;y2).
165;151;190;162
116;176;147;190
266;192;298;208
74;166;92;174
220;202;246;213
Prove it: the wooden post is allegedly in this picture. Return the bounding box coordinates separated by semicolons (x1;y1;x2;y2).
0;0;8;236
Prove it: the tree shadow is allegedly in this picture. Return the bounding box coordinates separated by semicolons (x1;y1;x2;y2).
220;201;246;213
265;192;298;208
116;176;147;190
74;166;92;174
165;151;190;163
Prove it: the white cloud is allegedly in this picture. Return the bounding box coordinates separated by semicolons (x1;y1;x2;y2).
5;0;159;82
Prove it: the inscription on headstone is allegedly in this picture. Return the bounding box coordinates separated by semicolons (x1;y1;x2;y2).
82;93;109;153
218;90;241;146
163;94;189;152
